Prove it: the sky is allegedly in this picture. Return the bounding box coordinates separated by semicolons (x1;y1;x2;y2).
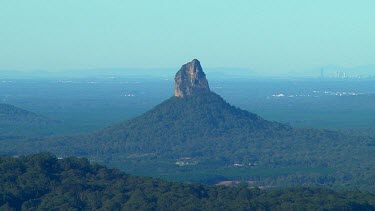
0;0;374;75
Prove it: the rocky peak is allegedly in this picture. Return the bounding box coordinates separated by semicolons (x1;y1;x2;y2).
174;59;210;97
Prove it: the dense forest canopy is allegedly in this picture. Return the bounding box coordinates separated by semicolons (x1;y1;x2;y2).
1;153;374;210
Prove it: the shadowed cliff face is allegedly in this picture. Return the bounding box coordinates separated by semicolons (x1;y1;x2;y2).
174;59;210;97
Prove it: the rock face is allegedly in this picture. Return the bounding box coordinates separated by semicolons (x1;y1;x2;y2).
174;59;210;97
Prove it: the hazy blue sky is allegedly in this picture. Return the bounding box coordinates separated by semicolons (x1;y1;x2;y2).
0;0;374;74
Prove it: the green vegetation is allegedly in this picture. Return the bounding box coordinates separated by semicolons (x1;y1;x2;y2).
1;153;374;210
1;92;374;191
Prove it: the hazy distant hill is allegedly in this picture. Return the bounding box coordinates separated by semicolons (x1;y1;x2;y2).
0;103;50;123
0;103;59;136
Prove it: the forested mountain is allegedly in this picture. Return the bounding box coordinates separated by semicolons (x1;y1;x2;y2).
0;60;374;190
0;103;59;136
1;154;374;210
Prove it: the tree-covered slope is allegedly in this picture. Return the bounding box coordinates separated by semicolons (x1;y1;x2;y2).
95;92;289;155
1;153;374;211
0;103;59;136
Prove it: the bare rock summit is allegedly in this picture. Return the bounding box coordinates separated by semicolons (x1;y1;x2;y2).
174;59;210;97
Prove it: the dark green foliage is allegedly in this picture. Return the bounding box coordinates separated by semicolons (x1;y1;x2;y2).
0;154;374;211
96;92;289;154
